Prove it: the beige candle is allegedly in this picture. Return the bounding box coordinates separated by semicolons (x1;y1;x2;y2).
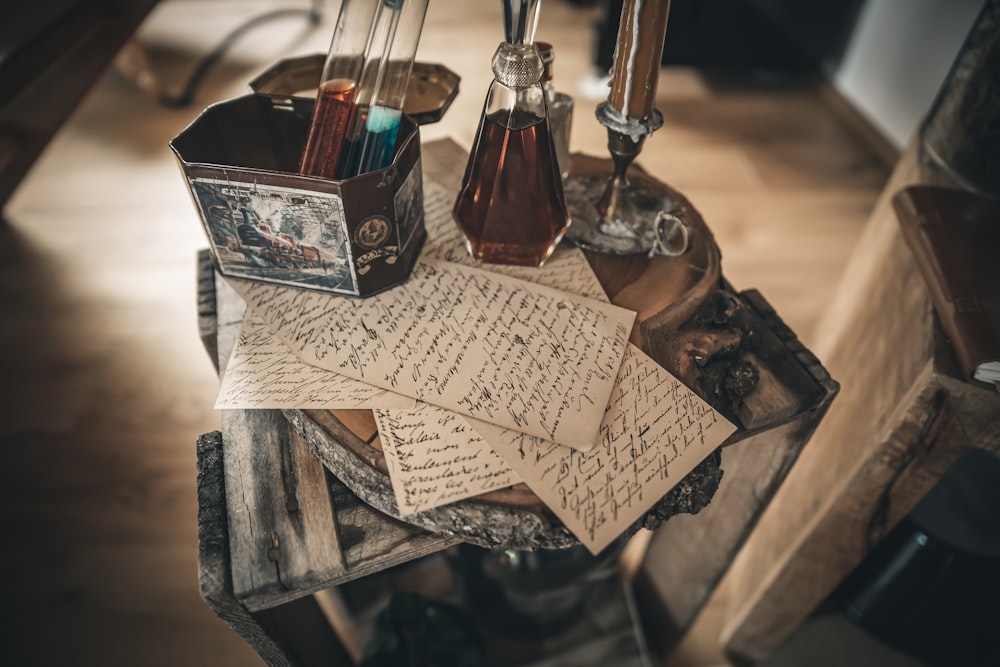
608;0;671;120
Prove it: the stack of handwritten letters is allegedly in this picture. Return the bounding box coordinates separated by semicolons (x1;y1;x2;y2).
216;182;736;554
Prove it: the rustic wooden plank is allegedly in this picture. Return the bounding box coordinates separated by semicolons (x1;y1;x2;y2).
210;258;350;612
222;408;347;612
197;430;295;665
212;299;349;607
634;288;837;653
202;257;458;609
197;431;352;667
716;147;932;660
327;472;463;582
722;378;973;660
714;142;1000;661
207;411;457;625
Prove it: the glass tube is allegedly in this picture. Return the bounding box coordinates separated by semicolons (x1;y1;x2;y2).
298;0;428;179
298;0;379;178
337;0;429;179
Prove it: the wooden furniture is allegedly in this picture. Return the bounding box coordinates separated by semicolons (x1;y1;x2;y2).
0;0;160;213
690;142;1000;662
195;138;837;665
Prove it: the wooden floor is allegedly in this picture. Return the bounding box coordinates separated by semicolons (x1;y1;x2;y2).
1;1;894;664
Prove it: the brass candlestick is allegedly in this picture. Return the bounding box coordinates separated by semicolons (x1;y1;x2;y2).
564;0;687;257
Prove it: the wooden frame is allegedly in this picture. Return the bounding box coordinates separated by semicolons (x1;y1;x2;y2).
692;144;1000;663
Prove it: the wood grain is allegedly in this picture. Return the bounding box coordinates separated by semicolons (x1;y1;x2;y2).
221;408;346;611
714;143;1000;661
635;288;838;654
197;430;353;666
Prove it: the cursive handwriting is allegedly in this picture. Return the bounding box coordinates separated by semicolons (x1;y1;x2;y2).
219;177;731;555
232;257;634;449
374;404;520;515
472;344;736;555
215;315;414;409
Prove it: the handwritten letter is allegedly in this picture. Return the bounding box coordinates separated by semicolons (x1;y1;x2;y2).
472;344;737;554
215;315;415;409
213;181;610;413
374;404;520;515
230;260;634;449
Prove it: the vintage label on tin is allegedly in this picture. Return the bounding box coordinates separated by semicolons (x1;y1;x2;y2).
189;177;360;296
354;215;391;249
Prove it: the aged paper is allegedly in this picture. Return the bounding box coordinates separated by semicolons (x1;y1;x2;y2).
365;182;616;514
374;404;520;515
471;344;737;555
212;177;619;529
214;182;607;413
215;315;415;409
231;259;634;449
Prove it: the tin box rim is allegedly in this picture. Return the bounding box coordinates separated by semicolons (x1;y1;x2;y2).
248;54;460;125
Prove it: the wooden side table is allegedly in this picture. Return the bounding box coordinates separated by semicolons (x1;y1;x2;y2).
194;138;837;665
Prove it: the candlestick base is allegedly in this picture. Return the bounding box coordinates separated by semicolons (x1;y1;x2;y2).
564;170;688;256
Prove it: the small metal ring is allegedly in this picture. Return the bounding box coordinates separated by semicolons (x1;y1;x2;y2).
650;211;690;257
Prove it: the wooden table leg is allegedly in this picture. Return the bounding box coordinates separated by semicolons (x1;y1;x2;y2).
196;431;353;666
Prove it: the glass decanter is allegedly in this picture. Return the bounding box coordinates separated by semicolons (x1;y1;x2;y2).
453;0;570;267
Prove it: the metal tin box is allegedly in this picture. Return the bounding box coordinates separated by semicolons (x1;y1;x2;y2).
170;93;426;297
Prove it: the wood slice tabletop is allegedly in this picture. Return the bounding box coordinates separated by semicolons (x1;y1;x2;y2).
208;138;830;551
